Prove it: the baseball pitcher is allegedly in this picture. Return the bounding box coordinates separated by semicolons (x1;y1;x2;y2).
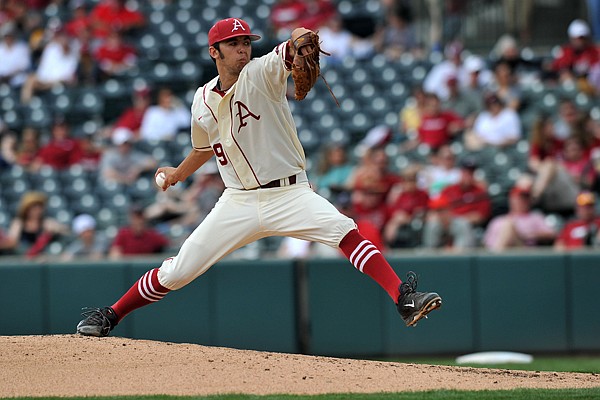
77;18;442;337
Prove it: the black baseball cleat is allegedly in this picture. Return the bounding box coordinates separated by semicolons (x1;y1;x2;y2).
397;271;442;327
76;307;118;337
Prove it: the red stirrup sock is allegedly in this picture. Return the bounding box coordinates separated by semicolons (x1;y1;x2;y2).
339;229;402;302
111;268;170;321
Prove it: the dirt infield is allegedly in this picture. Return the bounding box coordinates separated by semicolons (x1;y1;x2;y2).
1;335;599;397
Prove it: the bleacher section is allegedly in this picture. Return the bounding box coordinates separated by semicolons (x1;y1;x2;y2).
1;0;599;256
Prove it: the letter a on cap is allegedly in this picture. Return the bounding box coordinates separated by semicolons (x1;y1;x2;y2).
208;18;261;46
231;19;245;32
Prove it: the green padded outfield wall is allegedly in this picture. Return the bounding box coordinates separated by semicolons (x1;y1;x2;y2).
382;255;475;356
0;263;46;335
1;252;599;356
474;254;568;352
13;258;299;353
567;253;600;351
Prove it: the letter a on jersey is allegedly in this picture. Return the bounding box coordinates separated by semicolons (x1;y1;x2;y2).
235;101;260;133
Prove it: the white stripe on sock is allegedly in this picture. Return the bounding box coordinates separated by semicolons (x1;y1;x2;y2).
143;272;164;301
349;240;380;273
137;279;157;302
147;270;169;296
349;240;369;265
138;271;163;302
358;249;379;273
354;243;376;268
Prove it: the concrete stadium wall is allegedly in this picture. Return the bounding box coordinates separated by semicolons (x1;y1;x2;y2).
0;252;598;357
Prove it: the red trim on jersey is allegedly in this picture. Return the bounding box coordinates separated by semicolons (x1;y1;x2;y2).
282;41;293;71
212;86;227;96
228;94;261;186
203;84;218;123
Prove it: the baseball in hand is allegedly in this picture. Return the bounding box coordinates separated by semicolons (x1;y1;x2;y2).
155;172;167;188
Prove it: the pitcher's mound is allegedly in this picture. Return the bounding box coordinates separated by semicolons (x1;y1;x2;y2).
1;335;598;397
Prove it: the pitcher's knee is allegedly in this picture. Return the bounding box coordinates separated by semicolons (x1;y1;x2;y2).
157;256;200;290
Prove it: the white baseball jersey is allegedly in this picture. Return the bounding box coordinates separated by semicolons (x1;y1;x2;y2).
157;41;356;291
191;42;305;189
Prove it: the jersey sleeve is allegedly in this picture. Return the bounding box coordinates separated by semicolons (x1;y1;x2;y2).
190;115;211;151
247;41;292;99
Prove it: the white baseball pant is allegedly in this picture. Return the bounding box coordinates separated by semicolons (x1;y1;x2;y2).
157;181;356;290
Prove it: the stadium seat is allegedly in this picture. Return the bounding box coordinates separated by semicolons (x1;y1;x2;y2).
72;89;104;122
63;177;90;201
103;192;131;214
128;176;158;204
297;129;320;152
100;80;131;122
0;209;9;229
71;193;101;215
46;193;68;215
1;108;21;131
39;176;60;195
51;208;73;226
95;207;119;230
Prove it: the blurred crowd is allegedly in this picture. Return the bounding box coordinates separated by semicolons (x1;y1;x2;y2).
1;0;600;261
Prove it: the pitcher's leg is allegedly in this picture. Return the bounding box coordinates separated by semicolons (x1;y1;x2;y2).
338;228;401;301
264;185;441;326
265;185;400;301
78;190;262;336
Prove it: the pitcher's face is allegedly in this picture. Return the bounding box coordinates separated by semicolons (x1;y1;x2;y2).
212;36;252;76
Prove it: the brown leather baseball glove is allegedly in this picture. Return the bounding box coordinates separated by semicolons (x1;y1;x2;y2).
291;31;339;106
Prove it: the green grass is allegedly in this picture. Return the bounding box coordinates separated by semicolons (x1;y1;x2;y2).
391;355;600;374
5;390;600;400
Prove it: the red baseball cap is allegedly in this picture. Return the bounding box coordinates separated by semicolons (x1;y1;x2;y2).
208;18;261;46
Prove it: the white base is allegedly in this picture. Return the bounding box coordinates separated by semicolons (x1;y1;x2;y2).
456;351;534;365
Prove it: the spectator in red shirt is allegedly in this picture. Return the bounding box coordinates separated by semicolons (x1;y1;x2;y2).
14;127;40;171
421;194;476;251
407;92;463;151
384;167;430;248
89;0;145;40
109;205;169;259
65;1;91;39
94;30;137;80
78;133;103;171
435;157;491;226
350;188;391;235
531;136;594;213
550;19;600;94
422;157;489;250
347;145;401;207
528;114;564;174
32;118;82;171
555;191;600;249
107;86;151;140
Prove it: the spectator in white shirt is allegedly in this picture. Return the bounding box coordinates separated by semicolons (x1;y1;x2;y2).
0;24;31;87
100;127;157;184
424;44;492;102
464;92;522;151
20;28;80;104
417;144;461;199
139;88;190;142
423;41;464;101
319;15;370;64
